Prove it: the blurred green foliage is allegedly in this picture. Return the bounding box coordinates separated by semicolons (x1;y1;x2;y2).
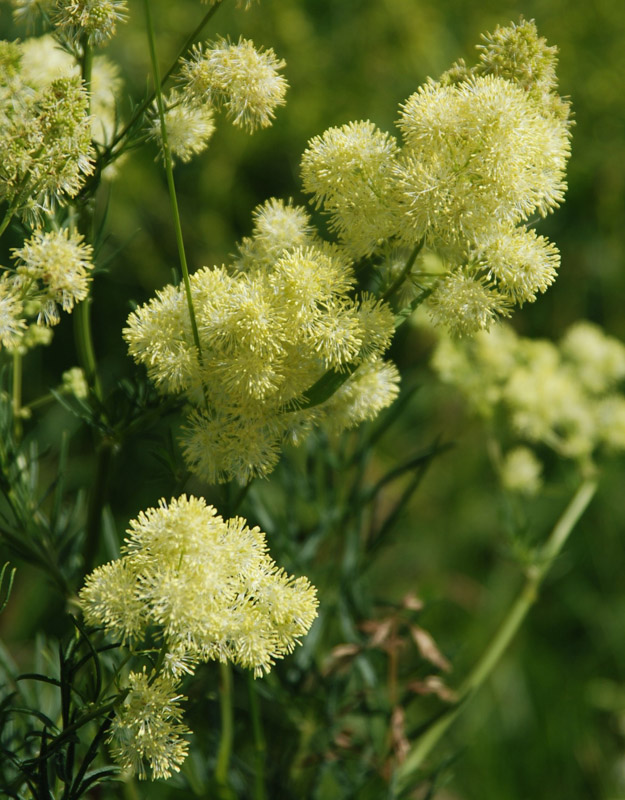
1;1;625;798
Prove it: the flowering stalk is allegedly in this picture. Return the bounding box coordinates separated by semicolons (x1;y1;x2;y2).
73;39;102;401
394;477;598;792
381;238;424;302
103;0;224;164
247;671;267;800
215;661;235;798
11;351;22;438
143;0;204;367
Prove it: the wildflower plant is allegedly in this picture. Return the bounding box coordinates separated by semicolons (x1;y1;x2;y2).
0;3;617;799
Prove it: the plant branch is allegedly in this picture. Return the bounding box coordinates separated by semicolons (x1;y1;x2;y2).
215;661;235;798
394;477;598;791
247;672;266;800
102;1;225;166
144;0;204;368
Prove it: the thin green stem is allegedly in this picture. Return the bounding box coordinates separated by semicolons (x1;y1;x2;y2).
0;206;15;239
247;672;267;800
394;477;598;791
82;441;113;575
381;239;424;303
73;39;102;402
11;352;22;439
215;661;235;796
73;300;102;400
144;0;204;367
104;1;224;163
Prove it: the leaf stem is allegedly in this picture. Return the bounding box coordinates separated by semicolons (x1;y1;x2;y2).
394;477;598;790
11;351;22;439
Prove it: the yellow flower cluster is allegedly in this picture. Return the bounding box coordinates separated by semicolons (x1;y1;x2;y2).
0;41;94;223
19;34;123;150
12;228;95;325
432;321;625;473
109;670;190;780
301;20;571;335
145;36;288;163
54;0;129;46
180;37;288;133
82;496;314;780
0;227;95;352
79;495;319;677
124;198;398;483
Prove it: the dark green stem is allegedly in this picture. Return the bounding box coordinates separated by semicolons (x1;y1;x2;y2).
144;0;204;366
247;672;267;800
215;661;235;797
73;37;102;401
11;352;22;440
394;478;598;790
82;440;113;575
381;239;424;303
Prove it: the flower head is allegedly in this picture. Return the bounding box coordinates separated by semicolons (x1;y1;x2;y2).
12;228;94;324
80;496;319;677
148;90;215;164
301;120;400;257
180;37;288;132
0;275;26;350
54;0;129;46
109;670;189;780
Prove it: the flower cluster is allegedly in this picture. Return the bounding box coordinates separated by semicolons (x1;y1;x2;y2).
19;34;123;149
0;227;95;353
109;670;190;781
179;37;288;133
432;321;625;477
80;495;319;677
80;494;318;778
53;0;129;46
301;19;571;335
12;228;95;325
146;36;288;163
124;198;398;483
0;41;95;222
148;89;215;165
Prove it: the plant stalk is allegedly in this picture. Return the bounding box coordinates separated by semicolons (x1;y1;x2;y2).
105;1;224;161
395;477;598;790
143;0;204;367
247;672;267;800
215;661;235;797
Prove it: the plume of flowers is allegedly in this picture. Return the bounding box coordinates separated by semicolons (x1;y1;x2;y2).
124;200;398;483
79;495;319;677
431;321;625;472
179;37;288;133
300;19;571;336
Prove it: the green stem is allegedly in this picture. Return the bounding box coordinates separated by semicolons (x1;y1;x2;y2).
395;477;598;790
215;661;234;796
11;351;22;439
104;1;225;164
0;206;15;239
82;440;113;575
143;0;204;367
381;239;424;303
73;38;103;402
247;672;267;800
81;39;94;109
73;299;102;401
